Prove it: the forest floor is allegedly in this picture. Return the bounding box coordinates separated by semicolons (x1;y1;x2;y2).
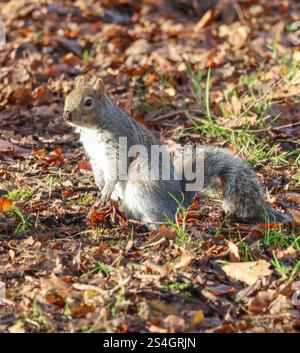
0;0;299;333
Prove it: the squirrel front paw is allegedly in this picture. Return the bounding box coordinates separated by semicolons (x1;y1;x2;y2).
99;185;114;206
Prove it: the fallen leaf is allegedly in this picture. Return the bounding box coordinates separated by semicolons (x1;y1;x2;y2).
222;260;272;286
8;320;25;333
248;290;274;313
8;249;15;261
227;240;240;262
70;304;95;317
148;325;169;333
285;193;300;204
9;87;33;106
164;315;185;330
148;299;179;316
259;223;285;230
77;160;92;171
207;284;236;296
289;209;300;227
174;252;192;269
0;197;13;212
231;95;241;117
191;310;205;325
194;9;214;31
45;292;66;308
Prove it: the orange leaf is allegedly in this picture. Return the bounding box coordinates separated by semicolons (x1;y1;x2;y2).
33;148;46;159
44;64;59;76
144;73;157;86
63;189;76;198
159;223;167;233
70;304;95;317
259;223;282;230
0;197;13;212
77;160;92;171
54;147;62;155
189;196;200;212
191;310;204;325
89;208;108;227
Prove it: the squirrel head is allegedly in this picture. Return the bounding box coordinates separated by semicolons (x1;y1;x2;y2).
64;76;106;128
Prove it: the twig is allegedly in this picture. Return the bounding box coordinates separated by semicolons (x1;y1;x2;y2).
241;120;300;133
231;0;244;22
136;237;167;250
127;218;165;226
151;109;204;122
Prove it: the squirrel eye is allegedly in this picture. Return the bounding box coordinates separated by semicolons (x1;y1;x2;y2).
84;97;93;108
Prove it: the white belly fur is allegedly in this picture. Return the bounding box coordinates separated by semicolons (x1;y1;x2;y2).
78;127;125;200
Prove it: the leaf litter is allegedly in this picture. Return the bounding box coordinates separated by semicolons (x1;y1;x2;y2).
0;0;299;333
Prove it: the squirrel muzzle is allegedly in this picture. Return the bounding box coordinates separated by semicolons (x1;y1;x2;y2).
63;111;73;123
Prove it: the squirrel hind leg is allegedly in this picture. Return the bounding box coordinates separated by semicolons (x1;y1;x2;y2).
121;181;179;230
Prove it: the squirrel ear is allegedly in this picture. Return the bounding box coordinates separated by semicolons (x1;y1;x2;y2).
93;78;105;95
76;76;85;88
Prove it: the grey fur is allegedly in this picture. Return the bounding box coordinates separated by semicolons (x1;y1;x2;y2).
64;81;293;228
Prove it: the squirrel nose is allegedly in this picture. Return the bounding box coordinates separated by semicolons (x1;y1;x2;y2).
64;111;73;122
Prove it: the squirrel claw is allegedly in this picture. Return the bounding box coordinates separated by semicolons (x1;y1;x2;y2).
99;191;111;207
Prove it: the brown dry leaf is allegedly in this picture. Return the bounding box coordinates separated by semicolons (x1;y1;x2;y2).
9;87;33;106
285;193;300;204
148;299;179;316
248;290;274;314
164;315;185;330
191;310;205;325
174;252;192;269
40;273;70;292
231;95;241;117
222;260;272;286
276;246;297;260
207;284;236;296
0;140;12;152
125;39;150;56
22;236;35;246
164;87;176;97
269;294;292;314
8;320;25;333
45;292;66;308
57;36;82;56
219;23;250;49
289;209;300;227
148;325;169;333
8;249;15;261
14;66;30;83
227;240;240;262
0;140;31;158
70;304;95;317
125;239;134;253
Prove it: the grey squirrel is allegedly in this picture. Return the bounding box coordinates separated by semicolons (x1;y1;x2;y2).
63;77;293;229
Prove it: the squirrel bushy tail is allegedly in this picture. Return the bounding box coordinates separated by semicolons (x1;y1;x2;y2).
182;147;292;224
